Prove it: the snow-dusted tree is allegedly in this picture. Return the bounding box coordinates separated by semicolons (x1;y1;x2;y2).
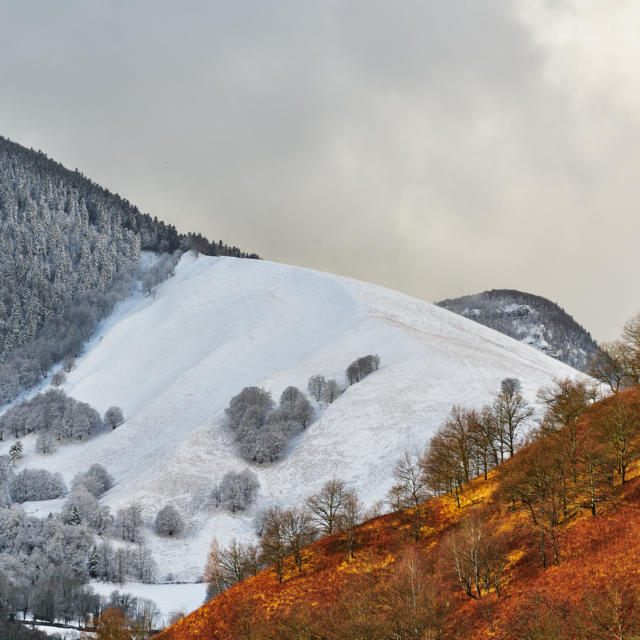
130;545;157;582
0;389;102;444
278;386;314;429
307;375;326;402
72;463;115;497
35;432;56;455
8;441;23;466
0;456;13;507
116;502;144;542
51;371;66;387
62;354;76;373
322;379;342;404
346;354;380;385
225;387;274;432
217;469;260;513
9;468;67;503
154;504;184;537
104;406;124;430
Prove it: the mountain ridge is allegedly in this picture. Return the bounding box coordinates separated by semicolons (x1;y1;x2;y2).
437;288;598;371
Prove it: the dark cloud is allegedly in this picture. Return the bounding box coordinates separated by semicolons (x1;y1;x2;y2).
1;1;638;341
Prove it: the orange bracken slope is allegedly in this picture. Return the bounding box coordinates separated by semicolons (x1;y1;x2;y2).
155;389;640;640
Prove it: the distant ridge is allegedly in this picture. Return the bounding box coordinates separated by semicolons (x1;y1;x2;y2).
437;289;598;371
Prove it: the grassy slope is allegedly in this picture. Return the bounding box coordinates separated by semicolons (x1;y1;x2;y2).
156;390;640;640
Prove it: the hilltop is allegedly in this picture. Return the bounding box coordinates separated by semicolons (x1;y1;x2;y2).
437;289;598;371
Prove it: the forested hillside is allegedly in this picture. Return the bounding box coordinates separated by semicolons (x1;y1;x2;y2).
0;135;258;404
437;289;598;371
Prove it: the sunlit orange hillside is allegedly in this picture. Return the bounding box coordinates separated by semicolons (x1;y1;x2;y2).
156;387;640;640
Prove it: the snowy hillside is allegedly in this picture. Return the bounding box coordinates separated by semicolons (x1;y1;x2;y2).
0;254;580;589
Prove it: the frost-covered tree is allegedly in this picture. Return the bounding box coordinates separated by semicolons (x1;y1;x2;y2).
116;502;144;542
0;456;13;507
51;370;66;387
8;441;23;466
9;468;67;503
346;354;380;385
154;504;184;537
307;375;326;402
216;469;260;513
72;463;114;497
225;384;316;463
35;432;56;455
226;387;274;432
62;354;76;373
323;379;342;404
278;386;314;429
104;406;124;429
0;389;102;444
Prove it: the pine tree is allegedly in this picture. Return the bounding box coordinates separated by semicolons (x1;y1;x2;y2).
8;441;23;466
69;505;82;526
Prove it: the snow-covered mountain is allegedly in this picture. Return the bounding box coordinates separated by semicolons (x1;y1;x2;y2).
0;253;581;596
437;289;598;371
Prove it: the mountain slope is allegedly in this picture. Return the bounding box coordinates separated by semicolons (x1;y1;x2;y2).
437;289;598;371
0;253;580;593
0;135;258;406
156;388;640;640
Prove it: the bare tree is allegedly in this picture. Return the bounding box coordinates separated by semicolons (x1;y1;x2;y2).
260;507;288;583
494;378;533;458
282;507;316;572
307;478;350;536
388;451;430;540
587;342;631;393
340;491;363;562
444;509;506;599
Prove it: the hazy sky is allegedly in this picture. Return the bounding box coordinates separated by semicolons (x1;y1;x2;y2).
1;1;639;342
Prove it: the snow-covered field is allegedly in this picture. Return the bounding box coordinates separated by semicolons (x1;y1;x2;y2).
0;253;579;611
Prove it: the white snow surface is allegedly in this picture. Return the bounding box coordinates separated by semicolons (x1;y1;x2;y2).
2;253;580;588
89;581;207;628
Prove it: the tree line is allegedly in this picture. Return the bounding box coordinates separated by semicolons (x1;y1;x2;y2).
204;478;365;599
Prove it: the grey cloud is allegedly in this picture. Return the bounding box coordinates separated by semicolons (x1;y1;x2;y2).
0;1;637;341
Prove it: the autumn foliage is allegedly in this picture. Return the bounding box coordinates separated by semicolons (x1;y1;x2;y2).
155;387;640;640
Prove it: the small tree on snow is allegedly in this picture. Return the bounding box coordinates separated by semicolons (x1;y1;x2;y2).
51;371;66;387
323;379;342;404
104;406;124;429
8;441;23;466
155;504;184;537
307;375;326;402
62;354;76;373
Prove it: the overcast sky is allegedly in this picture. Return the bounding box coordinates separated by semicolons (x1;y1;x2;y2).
1;1;639;342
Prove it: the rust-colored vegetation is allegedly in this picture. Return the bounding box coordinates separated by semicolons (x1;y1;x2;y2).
156;387;640;640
